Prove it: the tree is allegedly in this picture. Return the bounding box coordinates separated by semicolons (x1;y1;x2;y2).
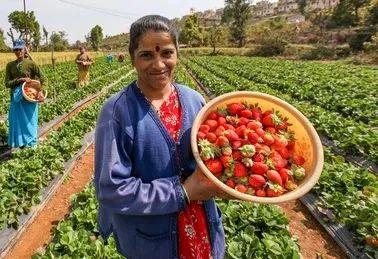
309;9;332;34
179;15;203;47
90;25;103;51
366;0;378;24
222;0;252;47
8;11;41;48
0;28;9;52
204;26;228;53
329;0;357;27
43;26;48;45
350;0;369;22
50;31;69;51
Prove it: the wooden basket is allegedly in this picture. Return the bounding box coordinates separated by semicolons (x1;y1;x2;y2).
191;91;324;204
22;80;47;103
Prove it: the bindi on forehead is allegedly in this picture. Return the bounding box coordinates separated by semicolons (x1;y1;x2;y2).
155;45;160;52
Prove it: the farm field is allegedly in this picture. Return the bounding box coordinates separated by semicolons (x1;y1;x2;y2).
0;55;377;259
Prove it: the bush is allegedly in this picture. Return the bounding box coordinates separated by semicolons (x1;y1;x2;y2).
255;35;288;56
348;29;375;52
300;45;336;60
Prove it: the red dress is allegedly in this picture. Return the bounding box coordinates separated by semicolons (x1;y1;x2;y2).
155;86;212;259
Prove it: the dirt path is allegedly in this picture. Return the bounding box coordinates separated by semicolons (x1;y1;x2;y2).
5;145;95;259
280;201;346;259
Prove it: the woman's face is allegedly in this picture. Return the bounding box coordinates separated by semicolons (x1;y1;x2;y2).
13;48;25;59
132;30;178;91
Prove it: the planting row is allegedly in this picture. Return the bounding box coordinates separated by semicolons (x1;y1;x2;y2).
196;56;377;126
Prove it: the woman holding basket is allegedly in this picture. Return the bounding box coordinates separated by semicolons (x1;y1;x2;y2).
4;39;46;148
94;15;227;259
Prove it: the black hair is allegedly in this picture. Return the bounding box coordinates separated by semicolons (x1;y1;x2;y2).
128;15;179;60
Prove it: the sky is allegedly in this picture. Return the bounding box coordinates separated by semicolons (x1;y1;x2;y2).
1;0;225;46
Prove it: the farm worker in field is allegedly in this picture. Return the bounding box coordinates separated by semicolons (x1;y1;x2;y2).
118;53;125;62
106;54;114;62
94;15;227;259
4;39;46;148
75;46;93;87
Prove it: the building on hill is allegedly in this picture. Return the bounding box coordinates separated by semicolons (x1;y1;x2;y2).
252;0;278;17
309;0;340;10
276;0;299;13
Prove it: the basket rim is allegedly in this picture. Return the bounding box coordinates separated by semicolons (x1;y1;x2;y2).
22;80;46;103
191;91;324;204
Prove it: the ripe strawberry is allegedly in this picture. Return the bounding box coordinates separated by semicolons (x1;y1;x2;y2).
293;155;305;166
265;127;276;134
214;125;226;137
205;159;223;176
236;125;247;138
247;131;259;144
262;133;274;145
249;174;266;189
232;150;243;161
262;113;282;128
252;153;264;162
204;119;218;131
224;124;236;131
206;132;217;143
247;120;262;130
251;107;262;121
269;150;287;170
220;155;234;168
272;134;288;150
199;124;210;134
255;144;271;156
226;179;236;189
279;168;291;183
255;128;265;137
240;109;253;119
267;170;283;186
232;140;242;150
224;130;239;142
208;111;218;120
197;131;206;140
255;189;266;197
235;184;248;193
251;162;269;175
287;140;295;150
218;116;227;125
278;148;290;159
237;117;249;126
233;161;247;178
228;103;245;116
216;136;229;146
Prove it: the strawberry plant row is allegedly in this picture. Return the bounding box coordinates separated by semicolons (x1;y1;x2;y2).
34;183;301;259
0;74;135;231
183;59;378;256
186;58;378;164
197;56;377;126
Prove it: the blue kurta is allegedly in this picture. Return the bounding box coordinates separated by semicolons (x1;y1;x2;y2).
8;85;38;147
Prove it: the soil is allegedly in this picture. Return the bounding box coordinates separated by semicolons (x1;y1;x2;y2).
4;145;95;259
280;201;347;259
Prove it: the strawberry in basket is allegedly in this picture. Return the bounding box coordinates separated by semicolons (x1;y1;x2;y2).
196;101;306;197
